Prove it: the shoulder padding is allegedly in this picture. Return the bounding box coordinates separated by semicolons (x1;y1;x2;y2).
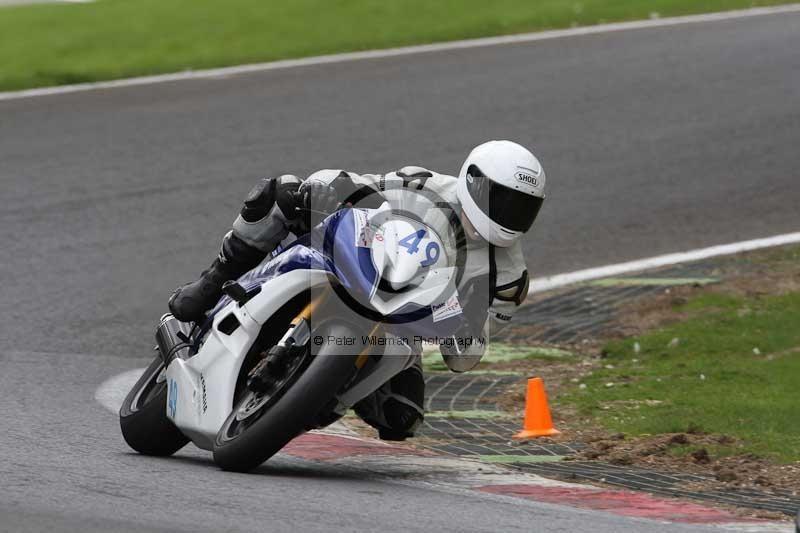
306;169;349;186
396;166;433;178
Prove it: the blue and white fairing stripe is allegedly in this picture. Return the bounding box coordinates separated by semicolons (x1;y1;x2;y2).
199;210;375;329
198;208;462;340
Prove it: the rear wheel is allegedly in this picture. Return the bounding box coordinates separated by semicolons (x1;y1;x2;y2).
119;356;189;456
213;320;362;472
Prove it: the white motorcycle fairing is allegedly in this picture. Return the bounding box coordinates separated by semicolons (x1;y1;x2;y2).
163;205;460;451
165;269;324;449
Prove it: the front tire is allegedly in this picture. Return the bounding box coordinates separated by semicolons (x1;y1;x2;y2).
119;356;189;456
213;320;361;472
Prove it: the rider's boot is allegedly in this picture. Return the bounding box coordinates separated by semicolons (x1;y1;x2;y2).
354;359;425;441
168;231;265;323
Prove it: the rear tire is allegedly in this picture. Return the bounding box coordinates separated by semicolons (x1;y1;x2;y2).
119;356;189;456
213;320;361;472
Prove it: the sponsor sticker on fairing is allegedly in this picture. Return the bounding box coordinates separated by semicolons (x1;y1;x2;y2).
167;379;178;418
431;293;463;323
353;209;372;247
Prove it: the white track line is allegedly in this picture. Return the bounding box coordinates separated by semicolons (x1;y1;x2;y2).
529;231;800;295
95;367;144;413
95;366;357;437
2;4;800;101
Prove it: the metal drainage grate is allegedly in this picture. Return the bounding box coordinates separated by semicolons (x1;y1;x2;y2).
499;260;735;345
418;416;584;458
419;374;799;516
421;373;585;459
424;373;521;412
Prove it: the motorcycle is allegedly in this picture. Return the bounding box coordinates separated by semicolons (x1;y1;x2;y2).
119;203;465;472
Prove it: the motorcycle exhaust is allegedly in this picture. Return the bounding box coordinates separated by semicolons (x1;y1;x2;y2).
155;314;195;365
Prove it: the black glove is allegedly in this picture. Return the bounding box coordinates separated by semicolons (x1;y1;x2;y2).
296;180;340;229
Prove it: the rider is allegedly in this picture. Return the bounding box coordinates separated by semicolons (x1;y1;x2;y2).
168;140;546;441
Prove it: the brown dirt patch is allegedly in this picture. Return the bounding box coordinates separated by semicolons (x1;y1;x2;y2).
573;432;800;493
616;245;800;336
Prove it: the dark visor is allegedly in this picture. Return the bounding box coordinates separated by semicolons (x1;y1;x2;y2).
466;165;544;232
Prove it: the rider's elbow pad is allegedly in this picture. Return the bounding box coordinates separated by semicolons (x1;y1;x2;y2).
232;175;300;252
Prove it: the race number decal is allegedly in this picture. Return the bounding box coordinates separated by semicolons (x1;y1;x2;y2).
353;209;373;248
398;229;424;254
399;228;441;267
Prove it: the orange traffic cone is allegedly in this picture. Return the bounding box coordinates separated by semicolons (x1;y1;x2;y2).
513;377;561;439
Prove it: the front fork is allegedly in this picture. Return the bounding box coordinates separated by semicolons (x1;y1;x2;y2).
246;287;413;414
246;289;378;392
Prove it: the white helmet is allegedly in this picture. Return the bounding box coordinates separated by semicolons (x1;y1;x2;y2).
456;140;546;247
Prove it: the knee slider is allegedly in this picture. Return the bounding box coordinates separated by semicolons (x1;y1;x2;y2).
389;366;425;408
383;398;423;435
383;366;425;435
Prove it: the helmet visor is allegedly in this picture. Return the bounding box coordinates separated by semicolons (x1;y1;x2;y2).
466;166;544;232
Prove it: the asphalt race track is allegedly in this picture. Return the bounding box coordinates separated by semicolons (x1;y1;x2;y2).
1;10;798;532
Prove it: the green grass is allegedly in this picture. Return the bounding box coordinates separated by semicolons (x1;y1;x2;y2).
563;290;800;462
0;0;793;91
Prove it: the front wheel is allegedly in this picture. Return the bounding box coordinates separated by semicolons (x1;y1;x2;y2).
213;320;362;472
119;356;189;456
